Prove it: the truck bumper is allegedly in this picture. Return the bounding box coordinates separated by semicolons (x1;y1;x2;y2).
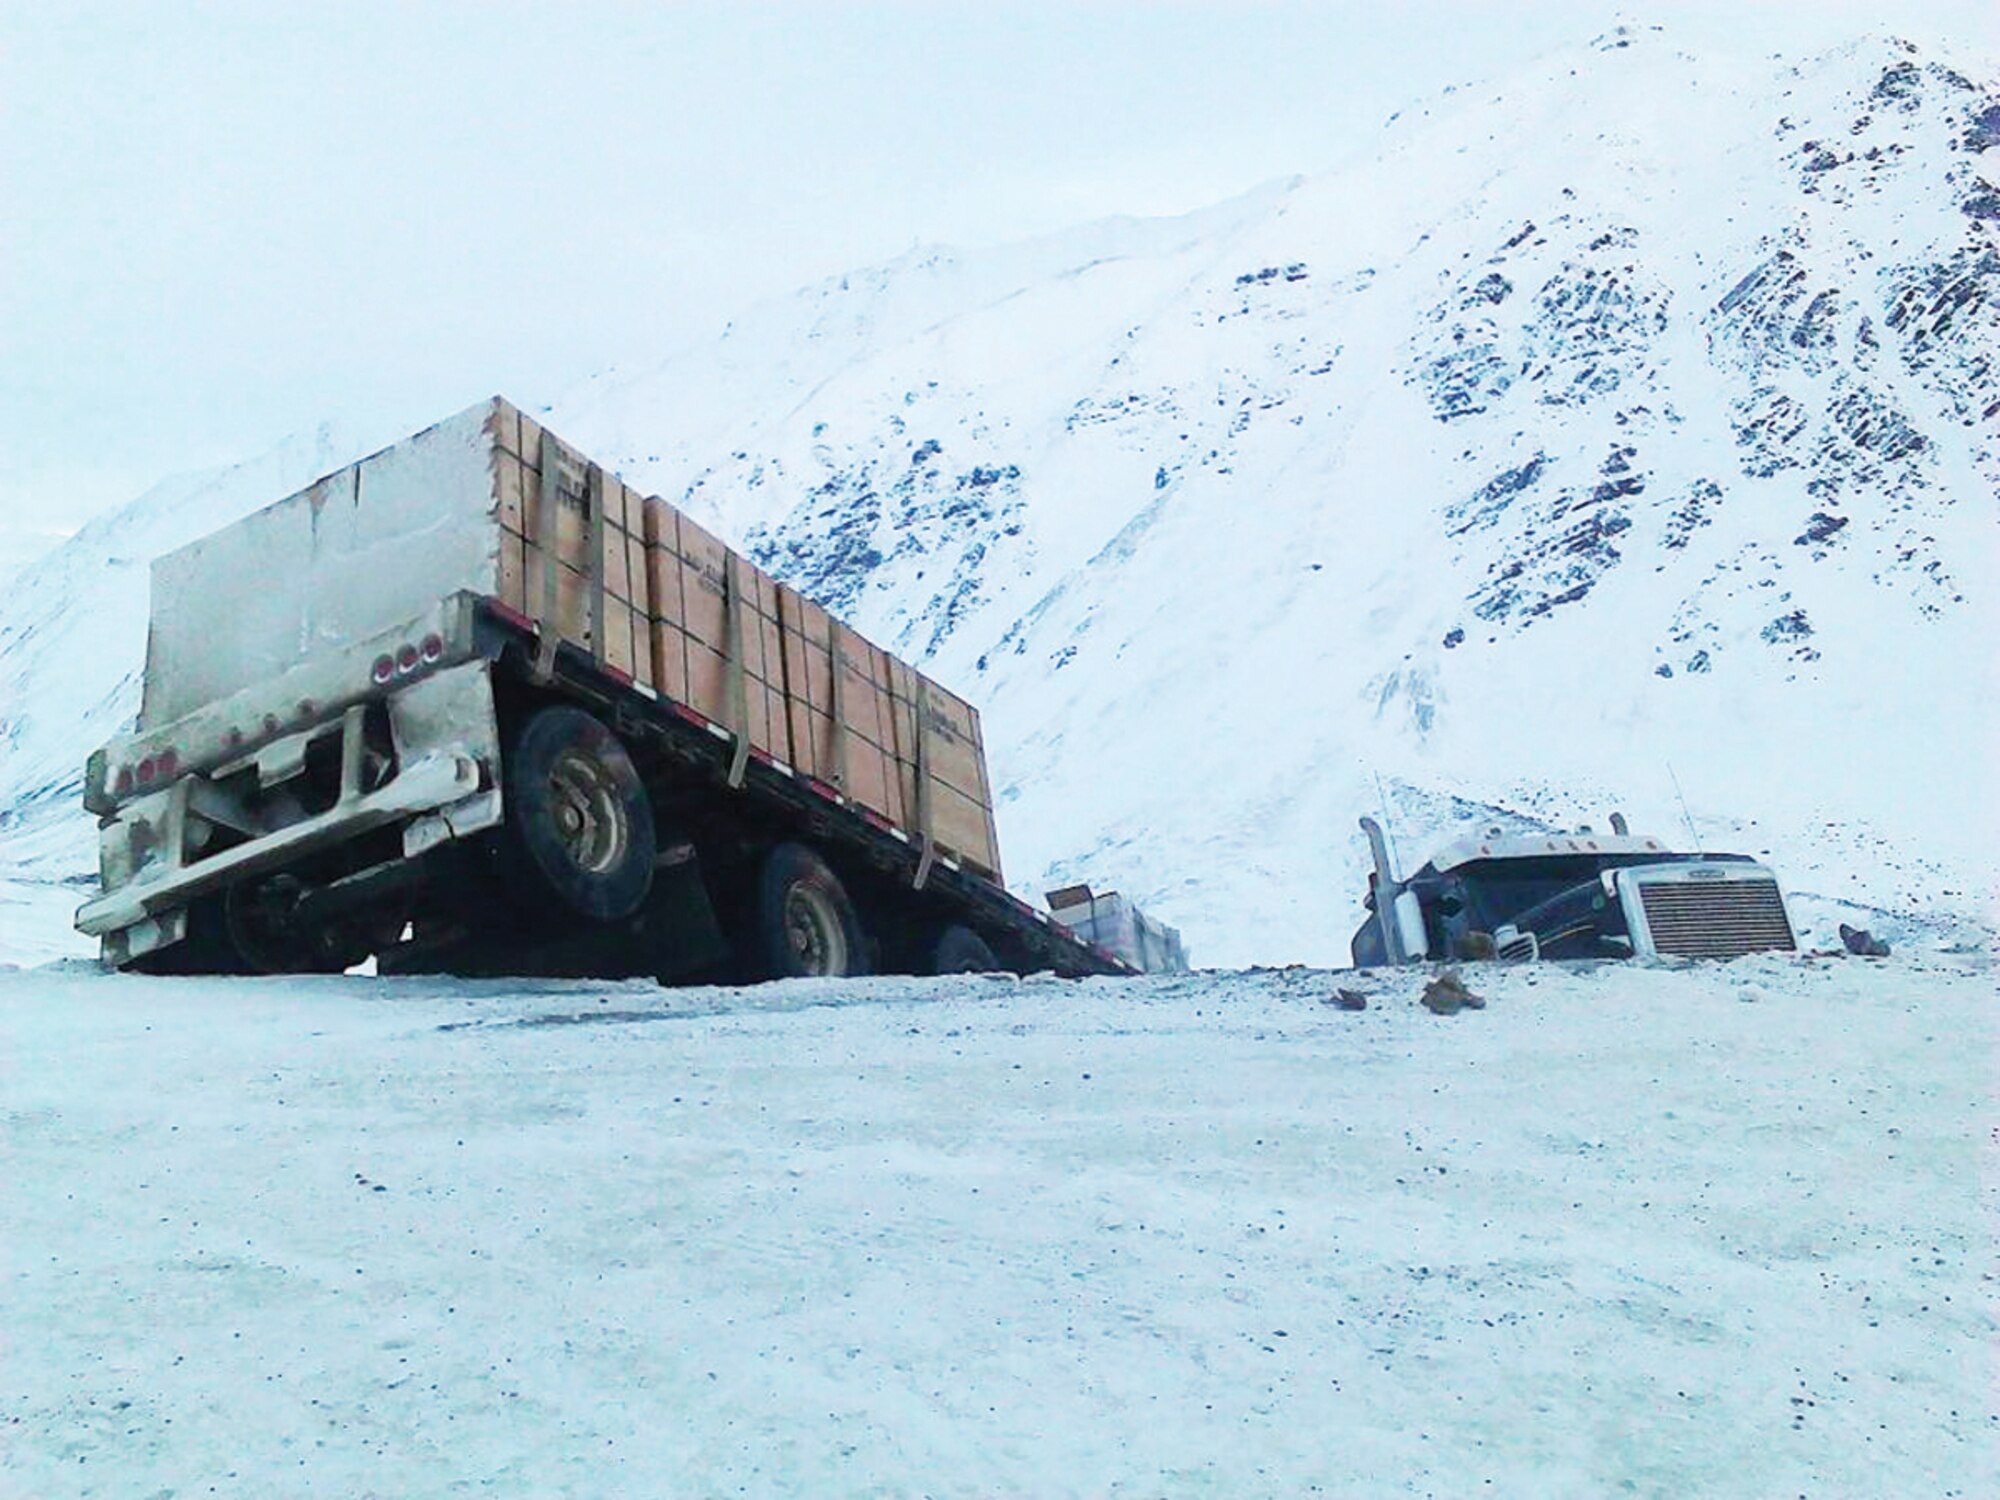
77;742;484;964
77;642;505;967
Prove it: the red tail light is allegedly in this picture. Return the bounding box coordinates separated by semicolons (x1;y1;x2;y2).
372;654;396;684
115;766;134;795
420;633;444;662
396;643;420;673
137;756;156;784
156;748;178;778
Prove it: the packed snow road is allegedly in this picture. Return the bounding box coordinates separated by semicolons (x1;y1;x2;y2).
2;954;1992;1497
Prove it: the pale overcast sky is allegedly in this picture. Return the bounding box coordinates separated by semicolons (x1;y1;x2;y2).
1;1;1992;542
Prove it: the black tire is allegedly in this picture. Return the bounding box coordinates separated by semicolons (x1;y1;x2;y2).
133;880;355;976
129;892;252;975
497;705;655;924
929;923;997;975
750;843;869;980
223;875;369;973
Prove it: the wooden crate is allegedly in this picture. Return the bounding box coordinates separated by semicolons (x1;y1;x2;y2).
493;408;649;682
491;397;1002;880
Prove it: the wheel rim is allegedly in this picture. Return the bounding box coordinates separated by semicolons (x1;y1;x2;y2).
547;748;629;875
783;883;848;976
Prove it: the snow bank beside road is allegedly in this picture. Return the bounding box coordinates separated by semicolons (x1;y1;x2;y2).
3;956;1992;1495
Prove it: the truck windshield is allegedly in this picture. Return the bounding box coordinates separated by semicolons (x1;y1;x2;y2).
1451;854;1669;929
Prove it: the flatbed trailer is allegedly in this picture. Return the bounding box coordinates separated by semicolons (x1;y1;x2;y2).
74;400;1133;983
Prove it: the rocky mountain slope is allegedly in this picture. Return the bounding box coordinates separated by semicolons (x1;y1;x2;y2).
555;27;1998;962
4;26;1993;964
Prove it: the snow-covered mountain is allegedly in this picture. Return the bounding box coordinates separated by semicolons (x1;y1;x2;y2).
4;26;1994;965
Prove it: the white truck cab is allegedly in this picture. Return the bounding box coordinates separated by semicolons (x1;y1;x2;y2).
1351;813;1796;966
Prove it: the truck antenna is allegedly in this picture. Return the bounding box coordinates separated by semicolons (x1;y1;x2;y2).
1666;762;1702;856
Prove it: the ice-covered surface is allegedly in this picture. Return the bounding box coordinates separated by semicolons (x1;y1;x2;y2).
3;25;1996;968
2;954;1992;1494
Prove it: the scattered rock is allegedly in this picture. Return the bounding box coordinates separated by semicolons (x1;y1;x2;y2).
1839;923;1891;957
1325;988;1370;1011
1421;969;1486;1015
1452;930;1499;961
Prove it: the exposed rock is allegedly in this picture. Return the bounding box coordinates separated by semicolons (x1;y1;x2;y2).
1421;970;1486;1016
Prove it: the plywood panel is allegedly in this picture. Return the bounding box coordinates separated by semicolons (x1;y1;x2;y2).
524;551;591;645
642;496;680;556
924;693;988;803
842;740;901;825
933;780;999;875
883;666;919;772
604;600;640;680
677;514;729;635
832;626;882;749
547;436;590;509
789;701;828;782
680;559;727;649
498;528;528;615
782;628;833;711
778;584;830;648
626;534;649;614
601;521;631;604
488;400;524;464
600;475;630;534
496;449;528;532
758;616;783;694
645;511;683;630
686;639;728;723
522;472;590;572
649;619;689;704
763;682;792;763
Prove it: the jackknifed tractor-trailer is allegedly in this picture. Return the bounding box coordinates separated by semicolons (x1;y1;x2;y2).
75;398;1149;983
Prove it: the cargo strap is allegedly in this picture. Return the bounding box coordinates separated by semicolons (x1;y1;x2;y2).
530;429;563;683
910;678;935;891
586;463;607;670
722;551;751;790
826;626;848;792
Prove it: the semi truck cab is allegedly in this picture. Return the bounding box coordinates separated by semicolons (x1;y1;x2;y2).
1351;814;1797;966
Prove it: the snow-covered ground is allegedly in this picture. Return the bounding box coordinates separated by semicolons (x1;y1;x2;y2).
4;953;1992;1496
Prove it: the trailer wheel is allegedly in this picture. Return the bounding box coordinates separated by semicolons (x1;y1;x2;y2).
135;881;355;975
223;875;366;973
929;923;997;975
500;705;655;924
129;892;252;975
751;843;869;980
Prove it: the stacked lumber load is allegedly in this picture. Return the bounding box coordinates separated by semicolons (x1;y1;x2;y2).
486;398;1001;881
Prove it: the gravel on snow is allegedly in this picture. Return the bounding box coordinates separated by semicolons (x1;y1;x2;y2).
1;953;1992;1496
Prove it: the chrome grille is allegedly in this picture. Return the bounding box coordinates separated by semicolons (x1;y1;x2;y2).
1636;878;1794;958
